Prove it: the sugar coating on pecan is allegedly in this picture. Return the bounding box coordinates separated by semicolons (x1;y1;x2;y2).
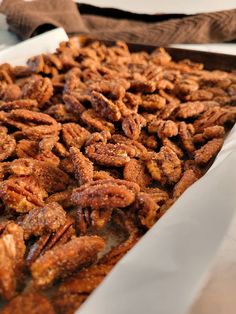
22;202;67;240
22;77;53;107
1;292;55;314
177;101;205;118
71;179;139;209
62;123;90;149
124;158;152;188
194;138;224;164
0;223;25;300
85;142;134;167
0;38;235;311
91;91;121;122
70;147;93;185
122;113;146;140
0;176;47;213
148;119;178;139
31;236;105;288
178;122;195;154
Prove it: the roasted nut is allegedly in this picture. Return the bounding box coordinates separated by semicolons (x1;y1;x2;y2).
1;292;55;314
31;236;105;288
85;142;135;167
0;223;25;300
194;138;223;164
70;147;93;185
22;77;53;107
122;113;146;140
0;176;47;213
71;179;140;209
124;158;151;188
62;123;90;149
22;202;67;240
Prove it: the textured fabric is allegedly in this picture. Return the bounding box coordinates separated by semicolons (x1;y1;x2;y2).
1;0;236;45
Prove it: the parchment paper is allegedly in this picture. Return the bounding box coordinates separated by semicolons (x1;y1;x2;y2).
0;29;236;314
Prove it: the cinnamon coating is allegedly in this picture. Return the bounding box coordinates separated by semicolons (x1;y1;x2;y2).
194;138;224;164
21;202;67;240
70;147;93;185
0;38;235;312
31;236;105;288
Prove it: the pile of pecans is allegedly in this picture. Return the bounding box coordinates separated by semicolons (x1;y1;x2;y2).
0;38;236;314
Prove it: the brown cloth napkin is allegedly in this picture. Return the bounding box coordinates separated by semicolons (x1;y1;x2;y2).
1;0;236;45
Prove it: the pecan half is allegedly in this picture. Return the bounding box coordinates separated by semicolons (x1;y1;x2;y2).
31;236;105;288
91;91;121;121
71;179;139;209
61;123;90;149
194;138;223;164
85;142;135;167
122;113;146;140
22;202;67;240
124;158;151;188
70;147;93;185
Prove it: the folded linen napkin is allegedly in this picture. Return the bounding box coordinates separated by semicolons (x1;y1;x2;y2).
1;0;236;45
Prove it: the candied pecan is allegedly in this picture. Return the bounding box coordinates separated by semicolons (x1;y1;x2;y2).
71;179;139;209
111;134;149;159
0;109;60;140
16;139;60;166
86;142;135;167
162;138;184;158
81;109;115;133
193;125;225;143
227;84;236;96
124;159;151;188
129;80;156;93
91;91;121;122
8;158;69;193
27;55;45;73
174;79;199;95
123;92;142;107
31;236;105;288
147;146;182;184
46;189;73;209
70;147;93;185
93;170;114;181
0;84;22;102
1;292;55;314
22;202;67;240
26;234;51;266
194;138;223;165
85;130;111;146
61;123;90;149
122;113;146;140
0;223;25;300
176;101;205;118
89;79;129;100
134;192;159;229
142;187;169;205
0;176;47;213
63;93;86;115
150;48;171;65
53;264;112;314
186;89;213;101
53;142;69;158
173;169;199;198
0;131;16;161
193;107;236;132
178;122;195;154
45;104;77;122
0;99;38;111
139;132;158;150
148;119;178;139
146;159;163;182
140;94;166;110
158;100;180;119
22;77;53;107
